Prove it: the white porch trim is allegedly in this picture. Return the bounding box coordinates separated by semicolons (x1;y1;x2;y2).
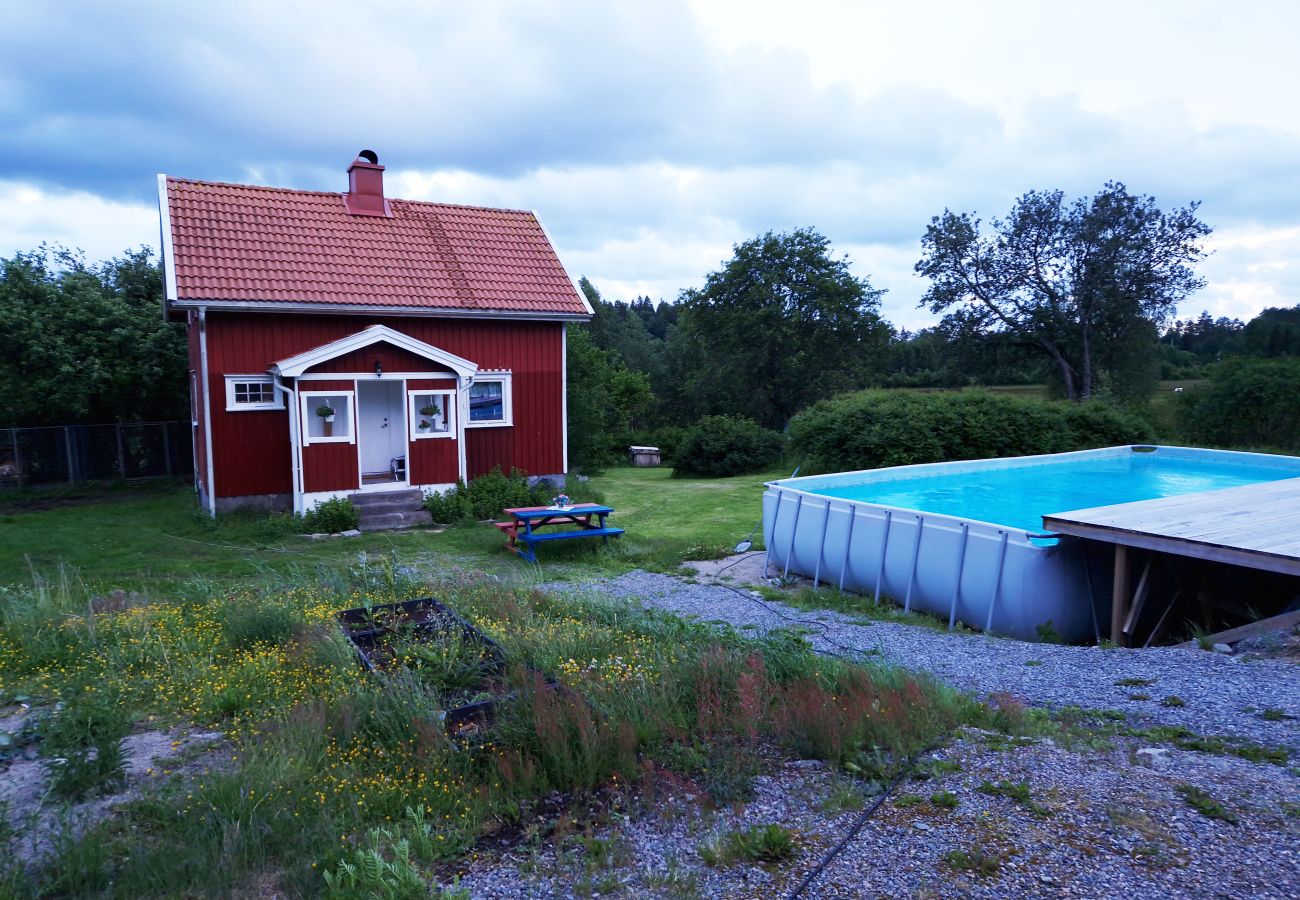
269;324;479;380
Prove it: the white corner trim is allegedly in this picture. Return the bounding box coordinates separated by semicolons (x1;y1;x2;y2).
224;374;285;411
156;174;179;305
198;307;215;516
270;324;479;379
561;322;569;473
531;209;594;317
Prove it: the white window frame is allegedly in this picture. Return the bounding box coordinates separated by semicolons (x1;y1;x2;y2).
299;390;356;445
465;371;513;428
225;375;283;411
407;389;456;441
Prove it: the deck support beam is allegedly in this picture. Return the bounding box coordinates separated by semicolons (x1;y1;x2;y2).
1111;544;1131;646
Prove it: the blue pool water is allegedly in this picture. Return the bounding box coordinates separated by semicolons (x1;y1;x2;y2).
803;452;1300;533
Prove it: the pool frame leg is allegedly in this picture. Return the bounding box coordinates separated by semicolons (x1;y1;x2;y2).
812;499;831;587
837;506;858;593
984;531;1009;633
903;514;925;613
947;523;969;630
782;495;804;581
873;509;893;605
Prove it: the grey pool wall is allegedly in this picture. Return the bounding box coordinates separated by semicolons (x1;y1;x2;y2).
761;445;1300;643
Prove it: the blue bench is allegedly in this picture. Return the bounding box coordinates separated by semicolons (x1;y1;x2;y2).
522;526;625;544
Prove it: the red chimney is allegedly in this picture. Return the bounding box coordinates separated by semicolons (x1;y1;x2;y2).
343;149;391;217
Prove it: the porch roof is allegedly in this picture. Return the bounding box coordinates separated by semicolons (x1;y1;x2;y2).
270;325;478;379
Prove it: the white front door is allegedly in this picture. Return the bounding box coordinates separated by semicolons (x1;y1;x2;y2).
357;379;407;485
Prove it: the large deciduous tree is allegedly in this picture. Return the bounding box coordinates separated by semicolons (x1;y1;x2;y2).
674;228;889;429
565;325;652;473
915;183;1211;400
0;247;188;426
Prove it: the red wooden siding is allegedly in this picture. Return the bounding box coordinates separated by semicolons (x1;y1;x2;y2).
303;442;360;492
199;312;565;498
299;378;358;492
407;377;460;484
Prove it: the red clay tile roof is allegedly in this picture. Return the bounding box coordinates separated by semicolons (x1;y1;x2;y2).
162;177;589;317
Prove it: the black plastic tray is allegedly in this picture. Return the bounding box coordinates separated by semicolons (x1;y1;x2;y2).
337;596;510;738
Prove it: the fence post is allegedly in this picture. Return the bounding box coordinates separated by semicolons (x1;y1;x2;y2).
64;426;75;484
162;422;172;475
10;428;20;488
115;423;127;478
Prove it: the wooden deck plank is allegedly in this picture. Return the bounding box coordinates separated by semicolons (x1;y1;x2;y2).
1042;476;1300;577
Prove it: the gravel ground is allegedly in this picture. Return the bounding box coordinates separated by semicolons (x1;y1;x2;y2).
583;569;1300;752
435;568;1300;898
454;732;1300;899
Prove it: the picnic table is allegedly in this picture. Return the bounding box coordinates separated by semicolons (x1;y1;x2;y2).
495;504;624;563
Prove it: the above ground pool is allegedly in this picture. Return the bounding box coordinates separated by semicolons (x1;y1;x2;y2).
763;446;1300;642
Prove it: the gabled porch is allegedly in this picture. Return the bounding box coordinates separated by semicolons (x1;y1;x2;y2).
268;325;478;515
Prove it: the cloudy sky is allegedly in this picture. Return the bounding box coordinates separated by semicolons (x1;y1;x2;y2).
2;0;1298;329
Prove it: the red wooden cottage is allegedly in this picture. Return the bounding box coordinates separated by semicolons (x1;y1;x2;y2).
157;151;591;516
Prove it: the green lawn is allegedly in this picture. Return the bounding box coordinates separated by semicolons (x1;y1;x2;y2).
0;466;783;589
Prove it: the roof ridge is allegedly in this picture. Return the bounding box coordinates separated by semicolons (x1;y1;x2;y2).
166;175;538;217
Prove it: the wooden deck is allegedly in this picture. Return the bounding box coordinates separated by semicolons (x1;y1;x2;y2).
1043;477;1300;645
1042;476;1300;577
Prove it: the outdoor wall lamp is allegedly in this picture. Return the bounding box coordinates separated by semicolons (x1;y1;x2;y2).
374;361;383;377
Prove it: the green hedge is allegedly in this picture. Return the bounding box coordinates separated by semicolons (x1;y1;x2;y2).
787;390;1152;473
672;415;785;477
1177;357;1300;452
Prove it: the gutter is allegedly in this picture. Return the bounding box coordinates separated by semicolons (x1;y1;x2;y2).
170;299;590;322
274;375;303;515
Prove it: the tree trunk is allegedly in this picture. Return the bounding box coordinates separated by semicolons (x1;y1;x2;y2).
1040;341;1079;400
1080;326;1093;400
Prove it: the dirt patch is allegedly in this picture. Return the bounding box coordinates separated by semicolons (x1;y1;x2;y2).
0;707;227;868
684;551;798;589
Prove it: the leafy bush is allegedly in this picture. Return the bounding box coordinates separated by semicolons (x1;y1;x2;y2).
423;469;561;523
301;497;359;533
323;826;426;899
464;468;546;520
1177;357;1300;452
672;416;784;477
787;389;1152;473
423;480;473;524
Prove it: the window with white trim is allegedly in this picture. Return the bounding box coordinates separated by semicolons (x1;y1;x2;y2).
300;391;354;444
408;390;455;440
224;375;283;411
466;372;513;427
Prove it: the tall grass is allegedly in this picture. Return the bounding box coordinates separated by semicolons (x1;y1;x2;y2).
1;568;967;896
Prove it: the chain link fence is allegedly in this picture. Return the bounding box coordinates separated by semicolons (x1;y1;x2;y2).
0;422;193;490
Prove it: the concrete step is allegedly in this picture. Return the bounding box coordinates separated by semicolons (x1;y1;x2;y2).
358;509;433;532
348;488;425;508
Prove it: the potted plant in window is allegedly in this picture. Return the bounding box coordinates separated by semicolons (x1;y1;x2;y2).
419;401;441;419
417;419;431;433
316;402;336;437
